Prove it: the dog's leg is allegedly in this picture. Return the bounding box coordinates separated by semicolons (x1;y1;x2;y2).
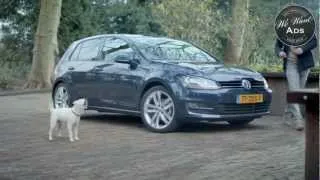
74;120;80;141
67;121;74;142
57;120;62;137
49;116;57;141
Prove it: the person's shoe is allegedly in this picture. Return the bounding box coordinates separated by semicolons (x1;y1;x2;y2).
283;119;294;127
283;115;294;128
295;120;304;131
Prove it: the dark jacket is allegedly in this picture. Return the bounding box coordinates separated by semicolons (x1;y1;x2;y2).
275;36;317;72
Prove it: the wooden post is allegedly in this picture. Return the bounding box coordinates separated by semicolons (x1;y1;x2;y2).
305;99;319;180
287;89;319;180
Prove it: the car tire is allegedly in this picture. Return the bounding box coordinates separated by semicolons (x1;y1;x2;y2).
140;86;180;133
228;119;254;126
53;83;71;108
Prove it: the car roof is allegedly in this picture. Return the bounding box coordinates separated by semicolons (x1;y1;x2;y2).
74;34;177;44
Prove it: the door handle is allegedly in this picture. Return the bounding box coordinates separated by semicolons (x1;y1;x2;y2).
68;66;75;71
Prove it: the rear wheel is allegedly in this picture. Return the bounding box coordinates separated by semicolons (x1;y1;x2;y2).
53;83;71;108
228;119;254;126
140;86;179;133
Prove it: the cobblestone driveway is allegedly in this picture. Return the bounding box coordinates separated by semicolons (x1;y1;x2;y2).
0;93;306;180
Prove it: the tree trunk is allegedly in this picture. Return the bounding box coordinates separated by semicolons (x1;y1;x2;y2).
24;0;62;89
224;0;249;65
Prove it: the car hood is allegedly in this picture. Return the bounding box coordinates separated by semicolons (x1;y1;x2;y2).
173;62;264;81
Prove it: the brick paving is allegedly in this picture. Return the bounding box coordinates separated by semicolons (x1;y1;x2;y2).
0;93;307;180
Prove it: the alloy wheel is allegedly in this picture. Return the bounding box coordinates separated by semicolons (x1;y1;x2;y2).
54;85;69;108
143;90;175;130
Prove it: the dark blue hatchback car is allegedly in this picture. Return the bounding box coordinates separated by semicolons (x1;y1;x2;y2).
52;34;272;132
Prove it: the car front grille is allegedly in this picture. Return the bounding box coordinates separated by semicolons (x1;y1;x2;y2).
219;103;269;115
218;80;264;88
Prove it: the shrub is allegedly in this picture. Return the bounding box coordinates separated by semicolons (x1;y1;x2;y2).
247;64;282;73
0;62;30;90
248;64;320;75
310;66;320;74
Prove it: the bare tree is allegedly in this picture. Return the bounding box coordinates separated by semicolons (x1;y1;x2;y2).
24;0;62;89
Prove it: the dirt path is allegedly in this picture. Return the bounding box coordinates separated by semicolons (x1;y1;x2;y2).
0;93;305;180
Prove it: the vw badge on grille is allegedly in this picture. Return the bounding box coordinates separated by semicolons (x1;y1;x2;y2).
242;79;251;89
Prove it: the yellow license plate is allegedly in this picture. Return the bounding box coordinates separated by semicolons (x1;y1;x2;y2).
237;94;263;104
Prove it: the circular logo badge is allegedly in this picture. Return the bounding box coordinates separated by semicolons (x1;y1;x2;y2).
275;5;315;46
241;79;251;90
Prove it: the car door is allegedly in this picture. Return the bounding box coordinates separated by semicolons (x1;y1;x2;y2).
94;37;147;111
66;38;104;105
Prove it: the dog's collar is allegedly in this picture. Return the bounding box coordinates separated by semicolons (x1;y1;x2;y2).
71;109;81;116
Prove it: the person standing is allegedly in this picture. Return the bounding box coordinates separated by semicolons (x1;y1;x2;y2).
275;35;317;130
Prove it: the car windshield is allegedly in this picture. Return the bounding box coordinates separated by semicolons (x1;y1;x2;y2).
133;37;217;63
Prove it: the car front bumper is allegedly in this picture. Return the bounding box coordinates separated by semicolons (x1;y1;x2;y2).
175;87;272;122
187;111;270;120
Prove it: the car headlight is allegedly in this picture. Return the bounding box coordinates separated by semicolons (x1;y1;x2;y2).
263;78;269;89
180;76;220;90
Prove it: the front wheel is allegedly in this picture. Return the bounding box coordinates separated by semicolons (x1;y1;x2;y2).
140;86;179;133
53;83;71;108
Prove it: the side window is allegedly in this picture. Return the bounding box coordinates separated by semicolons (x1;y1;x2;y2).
77;38;103;61
101;38;134;62
69;43;81;61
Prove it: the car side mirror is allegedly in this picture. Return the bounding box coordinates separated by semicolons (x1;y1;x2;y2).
114;54;132;64
114;54;140;69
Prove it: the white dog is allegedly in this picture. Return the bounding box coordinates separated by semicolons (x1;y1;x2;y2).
49;98;88;142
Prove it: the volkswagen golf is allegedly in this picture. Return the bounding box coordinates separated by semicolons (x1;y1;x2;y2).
52;34;272;132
